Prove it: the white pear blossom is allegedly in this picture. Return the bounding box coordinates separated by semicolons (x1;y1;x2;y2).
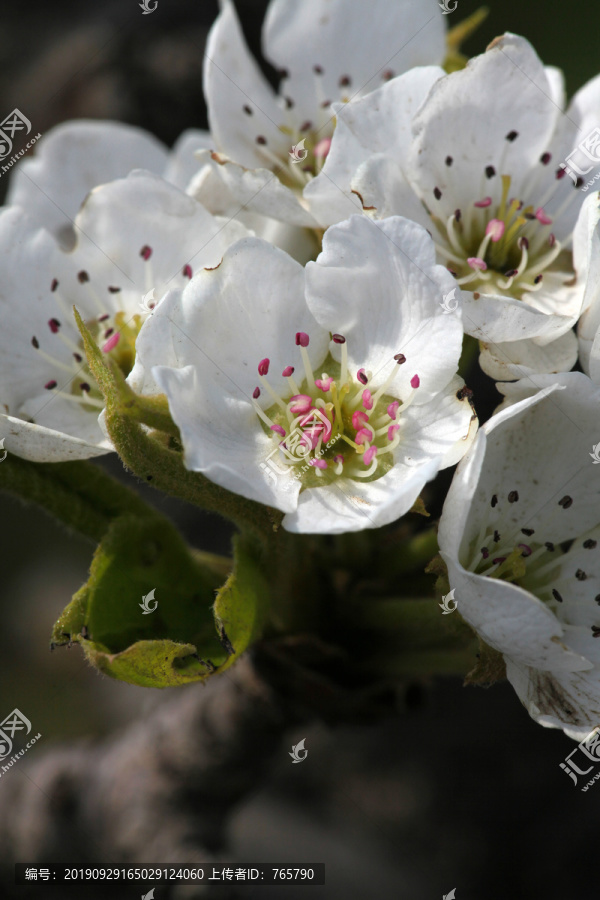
5;119;212;243
439;372;600;740
195;0;445;228
6;118;317;265
576;192;600;379
129;214;476;533
0;170;249;462
318;33;600;378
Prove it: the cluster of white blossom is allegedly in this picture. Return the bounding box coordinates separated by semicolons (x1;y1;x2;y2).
3;0;600;739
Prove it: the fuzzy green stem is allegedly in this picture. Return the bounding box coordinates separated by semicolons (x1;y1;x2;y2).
108;410;281;539
121;391;181;438
0;455;191;543
0;456;112;542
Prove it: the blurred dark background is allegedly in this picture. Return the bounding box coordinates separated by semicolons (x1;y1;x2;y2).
0;0;598;898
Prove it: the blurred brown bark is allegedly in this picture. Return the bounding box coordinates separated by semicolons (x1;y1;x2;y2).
0;655;299;898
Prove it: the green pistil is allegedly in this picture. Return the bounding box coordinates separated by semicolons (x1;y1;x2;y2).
486;546;527;582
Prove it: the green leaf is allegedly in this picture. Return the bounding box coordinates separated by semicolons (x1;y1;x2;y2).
0;456;109;543
51;515;225;686
51;523;271;687
85;640;214;689
212;537;271;673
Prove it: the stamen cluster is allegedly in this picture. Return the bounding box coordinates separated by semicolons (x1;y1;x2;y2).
254;331;420;488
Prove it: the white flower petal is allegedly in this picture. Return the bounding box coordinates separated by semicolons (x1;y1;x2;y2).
545;65;566;110
506;658;600;741
408;34;560;208
350;153;431;226
72;169;250;295
203;0;290;168
162;128;213;190
462;291;580;345
0;414;110;462
0;207;81;414
152;364;300;513
305;215;463;402
263;0;445;124
444;557;591;672
132;236;328;403
478;330;578;381
576;192;600;378
400;376;477;468
305;67;442;227
437;387;559;563
194;153;318;227
283;455;441;534
485;374;600;541
6;120;168;243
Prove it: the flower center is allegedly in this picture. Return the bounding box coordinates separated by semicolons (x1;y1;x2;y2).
36;306;144;413
255;331;420;490
430;168;578;299
245;66;381;190
255;124;333;190
28;245;191;417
